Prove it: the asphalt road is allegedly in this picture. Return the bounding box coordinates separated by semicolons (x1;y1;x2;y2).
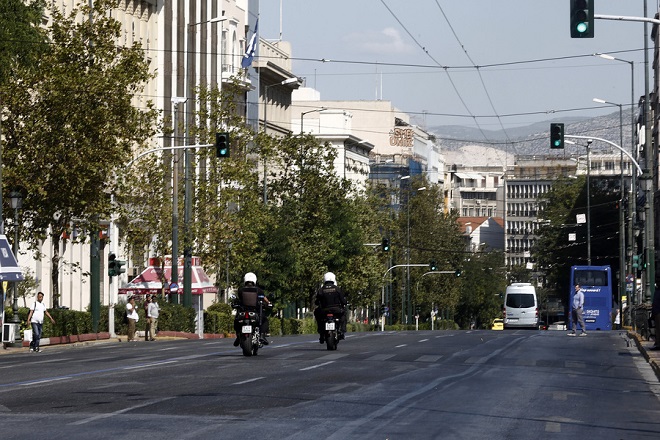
1;330;659;439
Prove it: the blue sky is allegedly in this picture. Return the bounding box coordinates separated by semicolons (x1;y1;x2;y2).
258;1;650;133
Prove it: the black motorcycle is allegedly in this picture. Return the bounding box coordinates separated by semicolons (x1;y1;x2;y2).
323;311;344;351
234;300;267;357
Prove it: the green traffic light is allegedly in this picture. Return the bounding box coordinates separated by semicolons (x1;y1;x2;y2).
576;22;588;34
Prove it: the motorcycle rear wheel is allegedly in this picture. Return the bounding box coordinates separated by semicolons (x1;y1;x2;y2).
241;336;254;357
326;330;338;350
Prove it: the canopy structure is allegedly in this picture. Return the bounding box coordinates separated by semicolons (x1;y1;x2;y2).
0;234;24;282
118;256;217;297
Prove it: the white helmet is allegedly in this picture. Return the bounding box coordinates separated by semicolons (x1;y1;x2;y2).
323;272;336;284
244;272;257;285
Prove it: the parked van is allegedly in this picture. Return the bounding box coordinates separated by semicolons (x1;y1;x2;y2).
504;283;538;329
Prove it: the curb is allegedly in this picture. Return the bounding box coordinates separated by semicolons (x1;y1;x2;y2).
628;330;660;381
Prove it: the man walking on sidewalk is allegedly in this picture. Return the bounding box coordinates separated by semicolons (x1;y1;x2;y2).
568;284;587;336
26;292;56;352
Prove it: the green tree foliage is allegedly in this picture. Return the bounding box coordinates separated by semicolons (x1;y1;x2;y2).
0;0;47;85
454;251;507;329
1;0;158;306
380;175;466;324
533;174;620;297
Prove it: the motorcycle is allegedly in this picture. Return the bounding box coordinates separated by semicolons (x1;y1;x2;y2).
324;311;344;351
233;300;267;357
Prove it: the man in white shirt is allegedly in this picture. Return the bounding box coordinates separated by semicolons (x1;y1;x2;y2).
568;284;587;336
146;295;159;341
26;292;55;352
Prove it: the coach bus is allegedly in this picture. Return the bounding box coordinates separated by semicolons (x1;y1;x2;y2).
569;265;613;331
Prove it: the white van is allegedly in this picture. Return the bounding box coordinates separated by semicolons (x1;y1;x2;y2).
504;283;538;329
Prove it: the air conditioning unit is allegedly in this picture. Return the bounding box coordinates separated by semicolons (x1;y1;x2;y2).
2;323;17;343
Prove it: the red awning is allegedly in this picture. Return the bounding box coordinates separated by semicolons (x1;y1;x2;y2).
118;256;218;296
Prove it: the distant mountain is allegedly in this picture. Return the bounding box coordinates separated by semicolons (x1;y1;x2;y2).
430;110;635;156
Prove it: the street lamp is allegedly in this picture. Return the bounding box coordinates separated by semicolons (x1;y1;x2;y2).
9;188;22;335
595;53;638;314
594;97;626;320
263;77;299;204
170;96;186;304
183;15;228;307
300;107;326;135
400;175;426;324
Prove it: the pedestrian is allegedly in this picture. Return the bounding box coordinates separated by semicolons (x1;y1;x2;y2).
652;288;660;350
26;291;55;353
568;284;587;336
143;295;152;341
147;295;160;341
126;296;139;341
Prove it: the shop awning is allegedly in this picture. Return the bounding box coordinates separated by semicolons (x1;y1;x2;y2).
118;256;217;296
0;235;24;281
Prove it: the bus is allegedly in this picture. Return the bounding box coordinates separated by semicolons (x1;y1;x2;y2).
569;265;613;331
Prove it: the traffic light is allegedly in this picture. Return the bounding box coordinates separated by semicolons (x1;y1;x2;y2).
108;253;117;277
108;253;127;277
455;270;462;277
215;132;230;158
429;260;437;271
550;123;564;149
115;258;126;276
415;305;421;315
633;254;641;269
381;238;390;252
380;304;385;315
570;0;594;38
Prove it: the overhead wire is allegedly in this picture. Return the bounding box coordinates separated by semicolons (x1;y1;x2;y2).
432;0;516;154
378;0;493;144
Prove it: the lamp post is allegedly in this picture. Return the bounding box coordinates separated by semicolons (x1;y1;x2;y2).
170;97;186;304
183;16;228;307
263;77;298;204
587;140;592;265
300;108;326;135
9;189;22;334
596;53;638;314
593;97;626;321
401;175;426;324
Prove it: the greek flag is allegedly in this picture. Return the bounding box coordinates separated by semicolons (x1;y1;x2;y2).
241;19;258;68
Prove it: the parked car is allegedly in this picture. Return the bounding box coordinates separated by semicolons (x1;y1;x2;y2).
492;318;504;330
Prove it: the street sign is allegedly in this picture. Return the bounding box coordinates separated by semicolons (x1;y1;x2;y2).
169;282;179;293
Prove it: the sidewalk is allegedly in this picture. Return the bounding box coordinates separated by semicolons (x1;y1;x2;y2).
1;330;228;354
628;330;660;381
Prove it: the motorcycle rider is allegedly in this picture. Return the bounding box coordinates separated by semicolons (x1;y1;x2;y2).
233;272;271;347
313;272;347;344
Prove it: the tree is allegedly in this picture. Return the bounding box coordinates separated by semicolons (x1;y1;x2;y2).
1;0;158;307
0;0;47;86
454;251;507;329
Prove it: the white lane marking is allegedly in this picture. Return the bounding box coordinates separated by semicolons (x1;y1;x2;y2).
366;354;395;361
122;360;177;370
395;344;407;348
233;376;266;385
300;361;335;371
20;376;71;386
418;339;429;342
70;397;175;425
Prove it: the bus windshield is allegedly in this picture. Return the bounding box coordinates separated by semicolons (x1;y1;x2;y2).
573;269;609;287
